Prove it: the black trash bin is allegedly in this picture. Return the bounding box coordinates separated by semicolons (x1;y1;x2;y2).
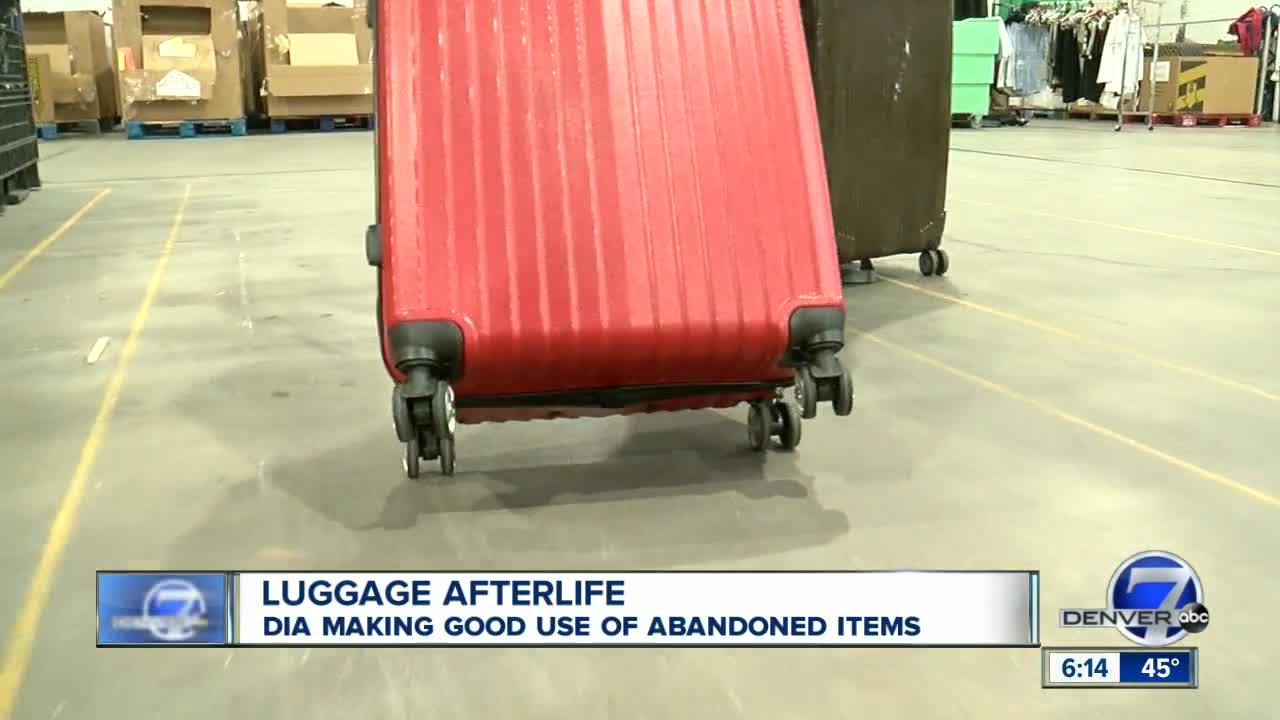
801;0;953;278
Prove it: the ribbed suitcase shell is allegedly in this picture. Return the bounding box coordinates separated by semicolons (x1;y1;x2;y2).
376;0;843;421
801;0;951;263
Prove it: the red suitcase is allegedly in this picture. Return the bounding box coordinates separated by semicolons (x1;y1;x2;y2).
367;0;854;477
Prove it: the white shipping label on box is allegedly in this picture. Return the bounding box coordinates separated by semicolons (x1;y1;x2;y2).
158;37;199;59
1151;61;1171;83
156;69;202;99
288;33;360;66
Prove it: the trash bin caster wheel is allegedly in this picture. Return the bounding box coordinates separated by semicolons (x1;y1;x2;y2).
919;250;937;277
933;249;950;277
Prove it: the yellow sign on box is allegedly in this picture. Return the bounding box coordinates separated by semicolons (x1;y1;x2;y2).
1175;61;1209;113
27;60;42;101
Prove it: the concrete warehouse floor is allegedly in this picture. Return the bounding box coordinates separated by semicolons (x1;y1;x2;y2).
1;119;1278;719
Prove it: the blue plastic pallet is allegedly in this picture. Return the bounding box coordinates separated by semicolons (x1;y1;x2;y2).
35;120;109;140
269;115;374;134
126;118;248;140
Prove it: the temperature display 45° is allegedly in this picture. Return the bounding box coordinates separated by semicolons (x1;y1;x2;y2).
1042;647;1198;689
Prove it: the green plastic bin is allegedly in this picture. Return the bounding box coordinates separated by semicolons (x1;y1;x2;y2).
951;17;1002;127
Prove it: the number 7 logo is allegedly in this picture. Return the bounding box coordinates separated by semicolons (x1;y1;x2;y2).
1126;567;1192;614
1107;551;1204;648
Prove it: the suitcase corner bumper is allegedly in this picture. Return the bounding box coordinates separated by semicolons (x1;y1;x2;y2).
785;305;845;365
784;305;854;419
387;320;465;380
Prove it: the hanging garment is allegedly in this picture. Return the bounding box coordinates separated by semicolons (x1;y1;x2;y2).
1229;8;1267;56
1082;24;1106;102
1263;12;1280;120
1097;11;1143;96
1057;29;1084;102
997;20;1016;90
1006;22;1052;96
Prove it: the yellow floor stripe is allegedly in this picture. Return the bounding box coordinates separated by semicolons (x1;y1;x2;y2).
854;327;1280;510
881;276;1279;403
953;197;1280;258
0;189;112;290
0;185;191;720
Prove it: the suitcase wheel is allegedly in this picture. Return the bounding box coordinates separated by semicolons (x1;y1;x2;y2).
395;378;458;479
404;437;422;479
438;435;456;476
432;382;457;438
776;400;802;451
748;402;770;451
391;385;414;442
919;249;949;277
796;357;854;418
747;399;803;452
795;368;819;420
833;368;854;418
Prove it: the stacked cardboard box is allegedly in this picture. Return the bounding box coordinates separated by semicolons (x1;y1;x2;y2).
247;0;372;119
23;11;118;127
1140;56;1259;115
112;0;249;123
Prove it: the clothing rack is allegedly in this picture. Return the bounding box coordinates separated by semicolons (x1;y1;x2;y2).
1141;8;1280;125
1132;0;1165;131
1022;0;1163;130
1088;0;1164;131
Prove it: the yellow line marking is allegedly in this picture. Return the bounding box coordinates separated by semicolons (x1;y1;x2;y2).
854;327;1280;510
953;197;1280;258
0;188;112;290
0;184;191;720
880;276;1280;403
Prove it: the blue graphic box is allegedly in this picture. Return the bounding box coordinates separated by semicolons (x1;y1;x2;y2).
97;573;230;646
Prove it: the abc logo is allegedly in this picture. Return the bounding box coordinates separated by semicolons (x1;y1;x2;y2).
1179;602;1210;634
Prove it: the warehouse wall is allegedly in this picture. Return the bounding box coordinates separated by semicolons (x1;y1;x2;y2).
1157;0;1252;44
21;0;112;20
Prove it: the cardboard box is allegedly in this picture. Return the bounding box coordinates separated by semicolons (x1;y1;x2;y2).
1140;56;1259;115
23;12;119;125
247;0;372;118
113;0;247;122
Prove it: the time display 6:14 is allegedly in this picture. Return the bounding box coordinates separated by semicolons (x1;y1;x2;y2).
1061;656;1110;679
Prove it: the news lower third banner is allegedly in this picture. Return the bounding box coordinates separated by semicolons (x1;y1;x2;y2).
97;571;1040;648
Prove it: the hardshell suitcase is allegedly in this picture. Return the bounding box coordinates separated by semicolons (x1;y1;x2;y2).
368;0;854;477
800;0;953;277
